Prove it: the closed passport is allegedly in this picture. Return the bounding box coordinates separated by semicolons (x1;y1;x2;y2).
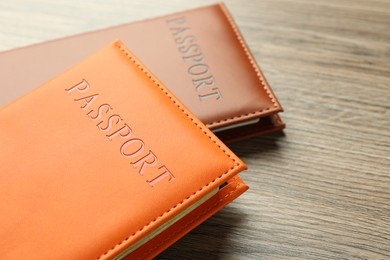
0;41;248;259
0;3;284;143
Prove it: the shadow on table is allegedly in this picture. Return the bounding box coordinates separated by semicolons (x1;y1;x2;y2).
228;131;286;157
156;205;248;260
157;132;285;259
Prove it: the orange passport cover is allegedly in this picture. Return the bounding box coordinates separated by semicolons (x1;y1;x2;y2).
0;41;248;259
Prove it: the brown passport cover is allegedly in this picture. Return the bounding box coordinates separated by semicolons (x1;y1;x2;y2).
0;40;248;259
0;3;284;142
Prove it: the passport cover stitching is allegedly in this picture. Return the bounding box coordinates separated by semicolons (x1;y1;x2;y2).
206;3;279;128
138;178;241;259
95;41;242;259
114;42;237;162
220;5;278;105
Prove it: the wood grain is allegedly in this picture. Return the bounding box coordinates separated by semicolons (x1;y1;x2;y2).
0;0;389;259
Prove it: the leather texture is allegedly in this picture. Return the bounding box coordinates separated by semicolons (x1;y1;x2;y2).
0;3;284;142
129;176;248;259
0;41;247;259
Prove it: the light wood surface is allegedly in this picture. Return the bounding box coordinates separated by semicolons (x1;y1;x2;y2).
1;0;389;259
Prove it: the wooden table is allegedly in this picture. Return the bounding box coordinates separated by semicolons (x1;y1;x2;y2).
1;0;389;259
